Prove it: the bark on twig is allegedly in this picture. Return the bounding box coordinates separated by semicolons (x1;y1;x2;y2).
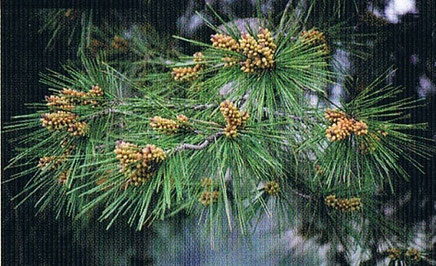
171;131;224;153
191;103;217;110
293;190;311;199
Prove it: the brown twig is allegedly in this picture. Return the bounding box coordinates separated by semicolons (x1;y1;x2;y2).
165;102;218;111
170;131;224;153
293;190;311;199
191;103;217;110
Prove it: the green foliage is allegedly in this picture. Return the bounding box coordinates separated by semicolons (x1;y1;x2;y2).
307;74;432;191
5;3;434;264
172;9;331;119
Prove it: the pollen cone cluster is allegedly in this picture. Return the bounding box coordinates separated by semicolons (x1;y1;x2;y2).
60;88;88;102
210;33;240;68
111;36;129;52
88;84;104;97
264;181;280;196
210;29;277;73
387;247;422;263
149;114;190;134
325;109;347;123
193;52;204;63
42;86;105;136
353;121;369;136
38;156;63;170
114;141;139;165
325;195;362;212
325;109;368;141
60;87;94;105
114;141;166;186
198;191;220;206
41;111;88;136
150;116;179;134
176;114;190;127
388;248;402;261
405;248;421;262
46;85;104;110
38;141;75;171
222;56;239;67
171;66;201;81
220;100;249;138
45;95;75;111
211;34;240;52
239;28;277;73
300;28;329;54
61;85;104;107
172;52;204;82
199;177;219;206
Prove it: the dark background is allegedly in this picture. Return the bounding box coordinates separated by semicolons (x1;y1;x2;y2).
2;1;435;265
2;7;81;266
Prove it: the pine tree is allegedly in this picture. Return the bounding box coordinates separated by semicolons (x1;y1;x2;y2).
4;2;435;265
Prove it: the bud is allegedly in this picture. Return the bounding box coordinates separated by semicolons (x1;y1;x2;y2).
325;195;362;213
264;181;280;196
198;191;220;206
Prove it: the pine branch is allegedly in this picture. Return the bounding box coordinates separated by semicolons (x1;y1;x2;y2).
191;103;217;110
7;6;433;262
171;132;224;153
293;190;312;199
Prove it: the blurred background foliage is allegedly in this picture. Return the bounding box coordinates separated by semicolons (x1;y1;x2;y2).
2;0;435;265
